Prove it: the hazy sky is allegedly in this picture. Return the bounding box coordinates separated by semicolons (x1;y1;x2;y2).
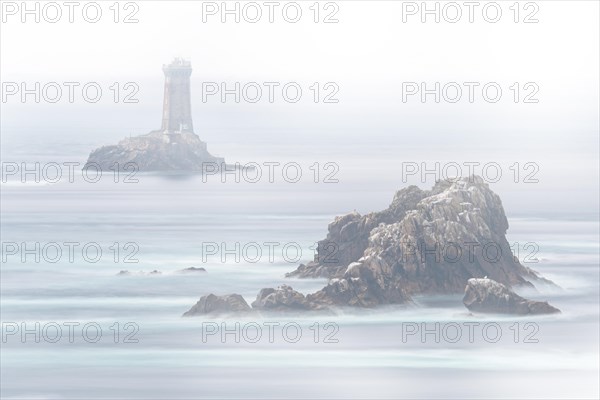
1;1;599;214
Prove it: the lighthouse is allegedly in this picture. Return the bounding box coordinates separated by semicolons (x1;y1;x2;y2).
86;58;225;171
161;58;194;134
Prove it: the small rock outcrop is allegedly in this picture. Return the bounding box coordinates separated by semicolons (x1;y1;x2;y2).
463;278;560;315
251;285;324;311
87;131;223;171
176;267;207;274
116;270;161;276
182;294;251;316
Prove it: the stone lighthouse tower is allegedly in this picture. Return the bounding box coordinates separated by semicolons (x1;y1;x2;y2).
161;58;194;134
86;58;225;171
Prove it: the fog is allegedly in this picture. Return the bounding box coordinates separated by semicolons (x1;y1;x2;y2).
1;1;599;399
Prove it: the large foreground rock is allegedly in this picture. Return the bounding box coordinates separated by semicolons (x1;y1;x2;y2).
463;278;560;315
183;294;251;316
286;176;553;308
87;131;223;171
185;177;557;314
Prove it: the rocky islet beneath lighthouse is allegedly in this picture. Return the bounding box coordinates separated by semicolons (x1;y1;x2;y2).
86;58;223;171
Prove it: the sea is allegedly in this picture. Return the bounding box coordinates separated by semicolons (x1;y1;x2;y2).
1;141;599;399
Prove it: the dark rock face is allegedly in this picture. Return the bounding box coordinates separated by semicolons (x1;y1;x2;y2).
286;185;427;279
306;262;411;308
87;131;223;171
182;294;251;316
463;278;560;315
251;285;323;311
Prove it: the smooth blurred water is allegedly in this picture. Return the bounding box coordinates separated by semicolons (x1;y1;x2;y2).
1;170;599;399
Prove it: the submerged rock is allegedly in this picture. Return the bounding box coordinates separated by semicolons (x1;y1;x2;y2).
177;267;207;273
463;278;560;315
183;294;251;316
116;270;162;276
